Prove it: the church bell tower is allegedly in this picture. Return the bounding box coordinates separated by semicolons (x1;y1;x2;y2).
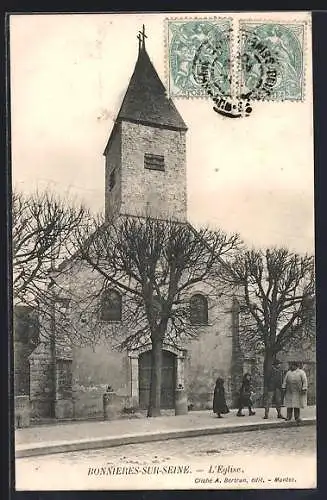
103;26;188;222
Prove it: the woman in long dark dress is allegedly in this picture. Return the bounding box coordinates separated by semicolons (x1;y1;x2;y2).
213;377;229;418
236;373;256;417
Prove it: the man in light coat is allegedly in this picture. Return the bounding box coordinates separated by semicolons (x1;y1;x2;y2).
282;361;308;422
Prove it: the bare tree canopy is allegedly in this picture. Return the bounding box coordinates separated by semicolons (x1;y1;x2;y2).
223;247;315;395
12;190;88;305
12;190;92;349
73;214;241;416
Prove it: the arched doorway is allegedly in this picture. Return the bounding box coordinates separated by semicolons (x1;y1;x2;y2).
138;350;176;409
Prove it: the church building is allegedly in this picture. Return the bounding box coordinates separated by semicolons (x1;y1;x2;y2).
16;30;315;422
23;32;244;420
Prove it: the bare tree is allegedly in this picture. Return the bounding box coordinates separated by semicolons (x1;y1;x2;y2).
223;247;315;400
12;190;90;345
73;214;241;417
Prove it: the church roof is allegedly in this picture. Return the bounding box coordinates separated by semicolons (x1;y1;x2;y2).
115;45;187;132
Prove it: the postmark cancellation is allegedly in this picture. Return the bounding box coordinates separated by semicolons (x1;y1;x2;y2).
166;17;307;103
166;18;232;99
239;21;306;102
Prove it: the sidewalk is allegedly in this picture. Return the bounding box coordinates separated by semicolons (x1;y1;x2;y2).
15;406;316;458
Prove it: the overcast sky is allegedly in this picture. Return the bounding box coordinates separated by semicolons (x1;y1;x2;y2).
10;12;314;254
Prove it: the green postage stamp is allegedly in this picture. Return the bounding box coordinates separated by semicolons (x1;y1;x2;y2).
166;19;232;99
239;22;305;101
166;19;306;102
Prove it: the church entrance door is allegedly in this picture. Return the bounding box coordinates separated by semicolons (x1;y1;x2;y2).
138;350;176;409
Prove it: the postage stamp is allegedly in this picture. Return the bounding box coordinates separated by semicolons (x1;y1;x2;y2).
166;18;232;99
239;21;306;101
166;18;306;105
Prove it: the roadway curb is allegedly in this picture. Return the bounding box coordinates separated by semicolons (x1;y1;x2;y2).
16;418;316;458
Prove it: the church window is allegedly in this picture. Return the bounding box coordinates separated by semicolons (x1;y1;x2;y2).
144;153;165;171
109;170;116;190
190;294;208;325
100;289;122;322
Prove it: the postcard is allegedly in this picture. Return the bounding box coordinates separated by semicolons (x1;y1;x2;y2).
11;11;316;491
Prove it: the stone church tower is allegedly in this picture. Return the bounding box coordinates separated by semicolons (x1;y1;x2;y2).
103;35;188;222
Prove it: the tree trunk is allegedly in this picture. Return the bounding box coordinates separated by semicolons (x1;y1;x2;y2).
263;349;274;404
231;298;244;408
50;293;56;418
147;337;163;417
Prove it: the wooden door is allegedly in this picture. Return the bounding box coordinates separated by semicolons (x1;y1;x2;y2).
138;350;176;409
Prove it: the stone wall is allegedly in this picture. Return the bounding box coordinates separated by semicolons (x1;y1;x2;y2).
29;342;54;419
47;274;238;415
55;356;73;418
120;121;187;221
13;305;39;396
46;262;240;415
183;292;234;409
105;123;122;221
15;395;31;428
14;341;31;396
243;339;316;408
72;342;130;396
35;226;243;418
278;340;316;405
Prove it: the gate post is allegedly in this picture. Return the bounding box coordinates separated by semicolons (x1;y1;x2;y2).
103;387;120;420
175;384;188;415
129;354;139;407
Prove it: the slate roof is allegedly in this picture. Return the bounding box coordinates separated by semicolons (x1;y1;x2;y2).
115;45;187;131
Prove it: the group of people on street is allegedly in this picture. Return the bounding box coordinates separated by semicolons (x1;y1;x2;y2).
212;360;308;422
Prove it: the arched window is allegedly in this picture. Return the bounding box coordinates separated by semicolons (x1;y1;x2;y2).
100;289;122;322
190;294;208;325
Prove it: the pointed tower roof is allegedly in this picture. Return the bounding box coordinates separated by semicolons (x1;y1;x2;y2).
115;28;187;132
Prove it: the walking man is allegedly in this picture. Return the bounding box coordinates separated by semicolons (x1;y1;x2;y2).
263;359;285;419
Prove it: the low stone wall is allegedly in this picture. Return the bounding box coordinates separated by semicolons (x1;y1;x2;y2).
55;399;74;419
187;376;234;411
29;343;54;419
71;387;133;420
187;392;213;411
30;399;53;420
72;392;103;419
15;396;31;428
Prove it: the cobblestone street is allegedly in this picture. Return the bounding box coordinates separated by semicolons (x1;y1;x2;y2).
16;426;316;490
62;426;317;461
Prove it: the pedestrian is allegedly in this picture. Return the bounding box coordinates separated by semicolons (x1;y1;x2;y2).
236;373;256;417
213;377;229;418
282;361;308;422
263;359;286;420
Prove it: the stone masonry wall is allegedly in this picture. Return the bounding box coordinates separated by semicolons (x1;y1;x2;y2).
120;122;187;221
279;339;316;405
184;292;234;409
13;305;39;397
240;336;316;408
14;341;31;396
72;342;130;395
71;343;131;419
29;342;54;419
50;258;239;415
105;123;122;221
